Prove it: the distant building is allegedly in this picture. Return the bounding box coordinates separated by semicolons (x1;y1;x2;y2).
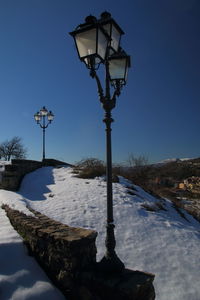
178;182;186;190
178;176;200;191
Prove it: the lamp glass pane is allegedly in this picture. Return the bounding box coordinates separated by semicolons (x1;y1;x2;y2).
34;114;41;121
47;113;54;121
111;25;121;51
97;29;108;60
40;108;48;116
109;58;126;80
125;64;129;81
75;28;97;58
102;23;111;36
102;23;120;51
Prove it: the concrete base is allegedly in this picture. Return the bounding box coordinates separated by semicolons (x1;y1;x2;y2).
75;268;155;300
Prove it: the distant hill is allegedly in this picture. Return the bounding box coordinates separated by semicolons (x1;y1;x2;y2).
116;157;200;222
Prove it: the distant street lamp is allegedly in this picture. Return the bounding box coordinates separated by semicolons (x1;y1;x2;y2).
34;106;54;160
70;12;130;272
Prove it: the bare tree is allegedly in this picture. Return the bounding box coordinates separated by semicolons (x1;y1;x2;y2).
0;136;27;161
127;154;149;168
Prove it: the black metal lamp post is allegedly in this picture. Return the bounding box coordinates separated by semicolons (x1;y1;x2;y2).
70;12;130;272
34;106;54;161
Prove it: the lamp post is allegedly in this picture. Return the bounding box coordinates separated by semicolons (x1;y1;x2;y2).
34;106;54;161
70;12;130;272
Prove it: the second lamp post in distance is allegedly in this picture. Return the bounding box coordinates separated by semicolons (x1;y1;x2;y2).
34;106;54;161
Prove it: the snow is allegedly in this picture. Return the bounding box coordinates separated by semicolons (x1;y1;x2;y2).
0;160;11;166
0;161;11;182
0;165;200;299
156;157;192;165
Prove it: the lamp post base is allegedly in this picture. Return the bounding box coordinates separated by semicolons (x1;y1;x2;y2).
97;252;125;273
97;222;125;273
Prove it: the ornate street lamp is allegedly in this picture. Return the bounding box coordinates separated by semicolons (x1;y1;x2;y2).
34;106;54;161
70;12;130;272
70;14;109;69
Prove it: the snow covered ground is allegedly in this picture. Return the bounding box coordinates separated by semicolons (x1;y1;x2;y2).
0;165;200;299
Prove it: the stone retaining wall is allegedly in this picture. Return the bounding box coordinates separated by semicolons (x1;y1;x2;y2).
2;205;97;298
0;159;72;191
0;159;43;190
2;205;156;300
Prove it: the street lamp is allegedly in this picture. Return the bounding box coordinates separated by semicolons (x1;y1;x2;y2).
34;106;54;161
70;12;130;272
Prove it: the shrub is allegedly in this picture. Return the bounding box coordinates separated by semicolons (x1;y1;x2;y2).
74;158;106;179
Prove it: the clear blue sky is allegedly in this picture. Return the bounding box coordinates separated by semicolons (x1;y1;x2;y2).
0;0;199;164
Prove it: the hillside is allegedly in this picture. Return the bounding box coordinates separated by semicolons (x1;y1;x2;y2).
119;157;200;222
0;166;200;299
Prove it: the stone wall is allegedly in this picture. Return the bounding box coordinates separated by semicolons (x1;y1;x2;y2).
2;205;156;300
0;158;72;191
42;158;73;167
2;205;98;299
0;159;43;190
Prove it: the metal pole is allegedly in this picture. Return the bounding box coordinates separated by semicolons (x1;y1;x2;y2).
105;111;113;225
42;116;46;161
42;127;45;160
105;61;113;226
98;63;125;272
